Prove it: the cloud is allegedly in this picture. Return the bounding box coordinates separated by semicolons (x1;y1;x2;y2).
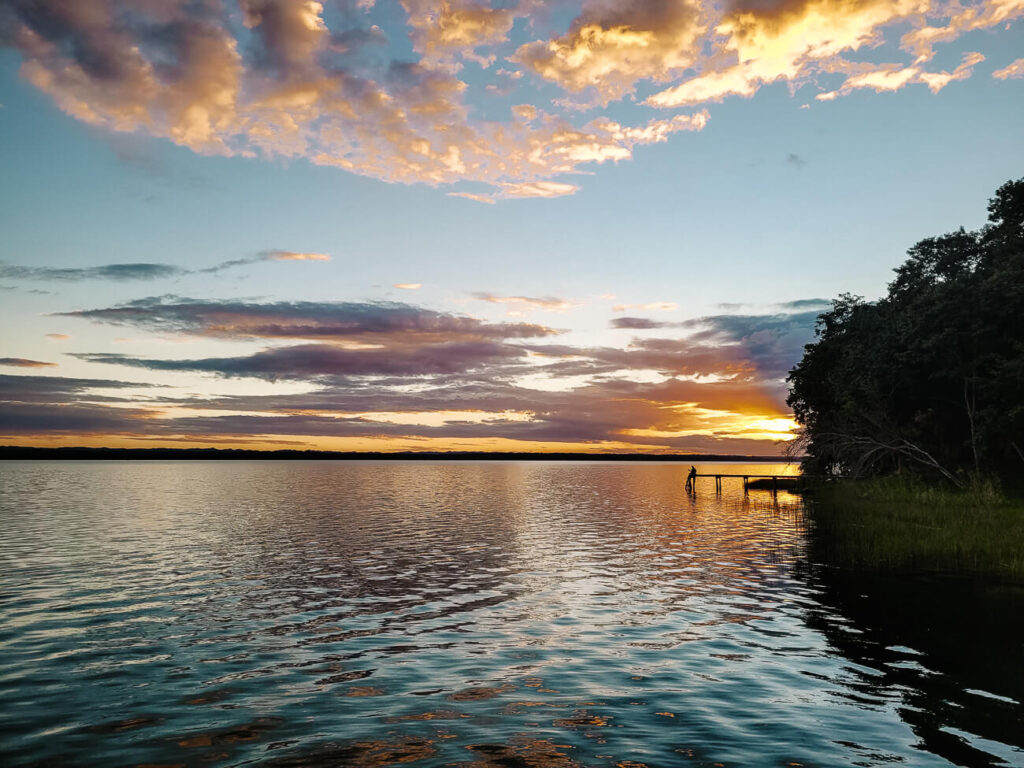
45;333;71;340
472;292;577;311
195;249;332;273
678;309;822;380
0;365;795;451
75;341;528;379
0;262;183;282
1;303;820;450
450;179;584;203
513;0;707;105
901;0;1024;62
815;51;985;100
400;0;527;68
993;58;1024;79
0;373;153;402
0;357;57;368
264;250;331;261
0;250;331;282
65;300;818;393
613;302;678;312
394;283;422;290
59;296;558;343
776;298;829;311
645;0;1017;108
786;152;805;169
647;0;937;109
1;0;1017;199
645;0;933;108
499;181;579;199
0;401;156;434
607;308;822;380
0;0;715;198
610;317;677;329
448;191;497;204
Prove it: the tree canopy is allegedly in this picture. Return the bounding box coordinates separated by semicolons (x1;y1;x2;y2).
787;179;1024;483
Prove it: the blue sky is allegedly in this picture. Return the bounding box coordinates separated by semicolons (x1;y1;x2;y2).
0;0;1022;453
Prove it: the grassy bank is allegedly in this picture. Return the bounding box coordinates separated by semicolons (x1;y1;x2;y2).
805;477;1024;578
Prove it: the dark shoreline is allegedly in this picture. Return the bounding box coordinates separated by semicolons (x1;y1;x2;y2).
0;446;793;462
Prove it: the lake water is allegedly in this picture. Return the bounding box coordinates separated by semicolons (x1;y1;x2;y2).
1;461;1022;767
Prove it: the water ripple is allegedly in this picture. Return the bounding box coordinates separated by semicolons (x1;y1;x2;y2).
2;460;1022;768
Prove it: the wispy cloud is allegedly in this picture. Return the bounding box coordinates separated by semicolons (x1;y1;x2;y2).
815;51;985;101
0;262;182;282
394;283;422;290
993;58;1024;80
610;317;680;330
472;292;578;312
263;251;331;262
0;358;57;368
58;297;557;342
0;373;153;402
776;298;830;311
0;250;330;282
613;302;678;312
194;250;332;274
75;341;528;380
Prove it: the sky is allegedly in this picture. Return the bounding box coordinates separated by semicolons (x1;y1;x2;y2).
0;0;1022;455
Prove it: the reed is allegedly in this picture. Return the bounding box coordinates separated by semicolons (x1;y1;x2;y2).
805;476;1024;578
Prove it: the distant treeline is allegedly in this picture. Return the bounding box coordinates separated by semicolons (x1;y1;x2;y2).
0;446;789;462
787;178;1024;485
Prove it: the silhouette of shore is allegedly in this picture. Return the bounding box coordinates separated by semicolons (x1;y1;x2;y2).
0;446;791;462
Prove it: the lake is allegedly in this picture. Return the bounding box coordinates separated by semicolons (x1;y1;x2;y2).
1;461;1021;767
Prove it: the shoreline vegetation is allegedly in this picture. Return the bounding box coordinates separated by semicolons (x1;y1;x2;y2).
805;477;1024;578
0;446;790;462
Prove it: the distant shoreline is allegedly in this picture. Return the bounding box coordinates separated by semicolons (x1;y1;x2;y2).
0;446;795;462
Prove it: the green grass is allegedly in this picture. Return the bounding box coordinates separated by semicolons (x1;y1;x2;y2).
806;477;1024;578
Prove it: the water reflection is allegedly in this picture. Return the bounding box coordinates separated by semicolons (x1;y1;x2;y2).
803;564;1024;767
0;461;1020;767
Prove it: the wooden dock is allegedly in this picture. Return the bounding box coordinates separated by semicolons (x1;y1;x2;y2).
688;473;800;493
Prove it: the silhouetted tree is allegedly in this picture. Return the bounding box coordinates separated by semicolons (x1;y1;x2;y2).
787;179;1024;482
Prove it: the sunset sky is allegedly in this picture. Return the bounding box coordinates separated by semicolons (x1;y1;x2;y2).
1;0;1022;453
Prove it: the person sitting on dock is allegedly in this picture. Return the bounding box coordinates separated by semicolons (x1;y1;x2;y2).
685;465;697;492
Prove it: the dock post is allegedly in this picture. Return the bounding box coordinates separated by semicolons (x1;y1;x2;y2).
743;476;748;494
772;476;777;494
715;475;722;494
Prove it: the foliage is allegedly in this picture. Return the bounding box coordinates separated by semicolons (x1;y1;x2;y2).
787;179;1024;483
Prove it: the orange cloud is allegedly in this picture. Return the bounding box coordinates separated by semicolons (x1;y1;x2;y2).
472;293;578;311
648;0;930;107
2;0;1016;198
0;358;57;368
497;181;579;199
816;51;985;99
993;57;1024;79
514;0;707;105
901;0;1024;62
401;0;527;67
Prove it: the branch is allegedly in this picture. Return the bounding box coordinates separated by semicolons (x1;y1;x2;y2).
816;431;963;486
